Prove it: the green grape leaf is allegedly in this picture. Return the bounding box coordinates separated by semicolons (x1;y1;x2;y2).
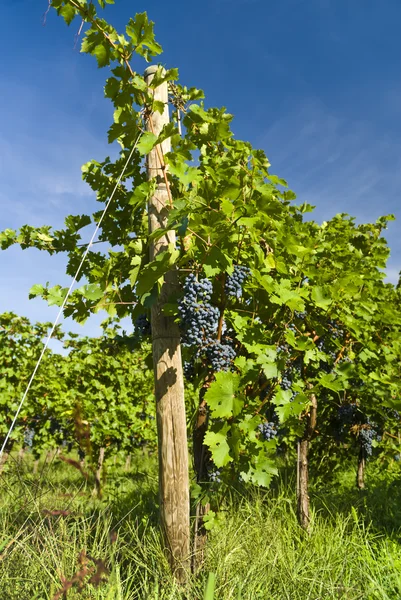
204;425;232;467
204;372;243;418
137;132;157;156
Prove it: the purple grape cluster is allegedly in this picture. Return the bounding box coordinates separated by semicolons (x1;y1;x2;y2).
338;403;357;425
179;273;237;373
208;469;222;483
225;265;250;299
183;360;195;381
336;403;357;438
337;406;380;456
280;373;292;391
135;313;151;337
328;319;344;340
359;426;375;456
24;428;35;448
206;340;236;372
178;274;219;347
258;421;277;441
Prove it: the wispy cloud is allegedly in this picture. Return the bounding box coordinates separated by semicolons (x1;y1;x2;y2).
0;76;123;337
259;96;401;279
261;98;401;216
0;74;116;229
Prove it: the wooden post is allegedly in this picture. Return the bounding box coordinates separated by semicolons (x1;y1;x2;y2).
144;65;190;581
124;454;131;472
192;386;211;572
93;446;105;496
297;386;317;531
0;452;9;475
356;445;366;489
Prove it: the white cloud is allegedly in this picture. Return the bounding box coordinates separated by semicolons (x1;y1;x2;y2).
260;98;401;244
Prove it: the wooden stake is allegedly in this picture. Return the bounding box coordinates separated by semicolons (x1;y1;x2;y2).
124;454;131;472
356;445;366;489
144;65;190;581
93;446;105;496
297;385;317;531
0;452;9;475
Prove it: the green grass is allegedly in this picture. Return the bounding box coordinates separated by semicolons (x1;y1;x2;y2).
1;451;401;599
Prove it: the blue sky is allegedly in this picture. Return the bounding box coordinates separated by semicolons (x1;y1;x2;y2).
1;0;400;344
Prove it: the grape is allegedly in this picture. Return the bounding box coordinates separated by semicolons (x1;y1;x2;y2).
178;274;219;347
208;469;222;483
178;273;237;373
336;403;357;439
206;340;236;372
49;418;61;436
328;319;344;340
24;428;35;448
338;403;357;425
337;405;380;457
183;360;195;381
359;426;375;456
225;265;250;299
258;421;277;441
135;314;151;336
280;373;292;391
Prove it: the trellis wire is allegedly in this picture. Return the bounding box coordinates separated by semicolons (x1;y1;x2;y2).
0;133;143;461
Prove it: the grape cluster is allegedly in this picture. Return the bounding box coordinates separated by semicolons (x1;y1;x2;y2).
387;408;400;420
208;469;222;483
206;340;236;372
337;405;380;456
359;426;375;456
338;403;357;425
280;373;292;391
183;360;195;381
135;314;151;337
225;265;250;298
336;403;357;439
258;421;277;441
179;273;237;373
24;428;34;448
49;418;61;436
328;319;344;340
178;274;219;347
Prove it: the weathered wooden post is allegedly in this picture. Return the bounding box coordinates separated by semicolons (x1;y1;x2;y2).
144;65;190;580
297;386;318;531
